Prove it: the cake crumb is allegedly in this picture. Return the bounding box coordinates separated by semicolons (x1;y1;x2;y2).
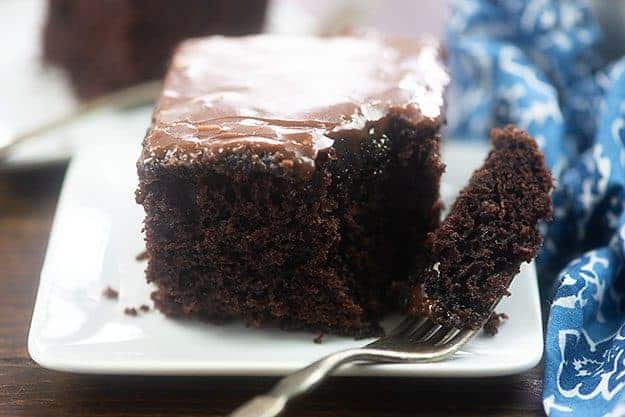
124;307;138;317
484;312;508;336
135;250;149;261
139;304;150;312
102;286;119;299
313;333;325;344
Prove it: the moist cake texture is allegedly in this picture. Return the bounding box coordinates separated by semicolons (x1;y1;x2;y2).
413;126;553;330
136;34;449;337
43;0;268;98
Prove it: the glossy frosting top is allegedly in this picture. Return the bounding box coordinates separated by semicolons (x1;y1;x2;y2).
141;34;448;172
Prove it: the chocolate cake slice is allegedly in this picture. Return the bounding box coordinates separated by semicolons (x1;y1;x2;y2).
43;0;268;98
411;126;553;330
136;34;449;337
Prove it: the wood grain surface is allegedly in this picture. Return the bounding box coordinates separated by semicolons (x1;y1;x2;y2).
0;165;545;417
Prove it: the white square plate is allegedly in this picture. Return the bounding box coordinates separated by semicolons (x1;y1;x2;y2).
28;141;543;377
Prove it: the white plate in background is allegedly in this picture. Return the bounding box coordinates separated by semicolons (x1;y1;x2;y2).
28;140;543;377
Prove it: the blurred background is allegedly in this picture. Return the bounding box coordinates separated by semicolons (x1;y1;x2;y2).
4;2;625;417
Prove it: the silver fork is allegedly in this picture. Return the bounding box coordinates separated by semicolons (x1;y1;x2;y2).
228;315;478;417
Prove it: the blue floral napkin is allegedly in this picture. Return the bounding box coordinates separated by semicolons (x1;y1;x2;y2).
446;1;625;415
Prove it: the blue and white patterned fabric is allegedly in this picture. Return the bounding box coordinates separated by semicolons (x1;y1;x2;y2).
446;1;625;415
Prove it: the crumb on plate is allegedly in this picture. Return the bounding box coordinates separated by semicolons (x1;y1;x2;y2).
102;286;119;299
484;312;509;336
124;307;138;317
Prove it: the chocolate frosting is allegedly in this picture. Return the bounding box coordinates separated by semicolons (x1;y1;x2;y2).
141;34;448;173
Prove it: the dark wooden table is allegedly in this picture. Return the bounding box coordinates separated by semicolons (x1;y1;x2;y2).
0;165;545;417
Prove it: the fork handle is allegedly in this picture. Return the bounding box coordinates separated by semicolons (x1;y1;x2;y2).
228;348;392;417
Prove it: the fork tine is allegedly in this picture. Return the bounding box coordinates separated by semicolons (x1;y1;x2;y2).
413;324;442;343
386;316;424;338
403;316;430;336
449;329;475;345
366;316;428;349
434;328;461;346
427;327;455;344
408;319;437;340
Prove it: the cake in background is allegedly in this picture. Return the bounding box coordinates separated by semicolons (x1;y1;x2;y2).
42;0;268;99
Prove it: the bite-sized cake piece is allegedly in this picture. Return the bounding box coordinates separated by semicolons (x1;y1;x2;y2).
136;34;449;337
42;0;268;98
410;126;553;330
